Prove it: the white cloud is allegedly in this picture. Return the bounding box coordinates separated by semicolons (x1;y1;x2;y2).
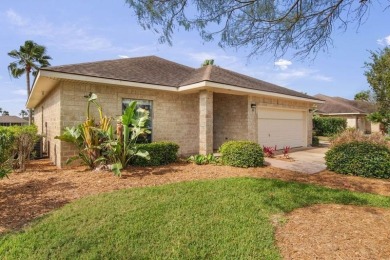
12;89;27;96
186;51;238;66
377;35;390;46
275;68;332;83
118;55;130;59
274;59;292;70
6;9;27;26
5;9;122;52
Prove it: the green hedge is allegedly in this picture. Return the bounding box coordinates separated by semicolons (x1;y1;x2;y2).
312;136;320;147
313;117;347;136
0;125;38;177
325;142;390;179
219;141;264;168
130;141;179;166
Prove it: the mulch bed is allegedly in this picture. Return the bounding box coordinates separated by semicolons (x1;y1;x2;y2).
1;159;390;259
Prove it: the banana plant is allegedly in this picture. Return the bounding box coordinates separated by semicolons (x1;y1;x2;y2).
103;101;150;176
56;93;112;169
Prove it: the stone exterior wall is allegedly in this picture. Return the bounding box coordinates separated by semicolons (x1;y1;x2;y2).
213;93;248;149
34;79;316;168
58;80;199;166
34;86;62;166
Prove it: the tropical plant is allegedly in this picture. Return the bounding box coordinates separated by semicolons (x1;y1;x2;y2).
2;111;10;116
8;40;52;124
263;145;277;158
283;146;291;158
188;153;218;165
103;101;150;175
56;94;150;176
56;93;112;169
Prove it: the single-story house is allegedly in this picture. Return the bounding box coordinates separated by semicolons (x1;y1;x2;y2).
27;56;322;167
0;115;28;126
314;94;380;133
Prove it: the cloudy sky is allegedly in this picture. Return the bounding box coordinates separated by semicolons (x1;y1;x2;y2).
0;1;389;115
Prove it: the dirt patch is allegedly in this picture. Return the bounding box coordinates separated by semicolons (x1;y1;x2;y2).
276;204;390;259
1;159;390;236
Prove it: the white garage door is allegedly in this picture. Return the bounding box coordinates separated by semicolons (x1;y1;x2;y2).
258;108;305;149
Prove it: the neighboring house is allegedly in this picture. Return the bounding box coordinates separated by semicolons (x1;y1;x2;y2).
314;94;379;133
27;56;322;167
0;115;28;126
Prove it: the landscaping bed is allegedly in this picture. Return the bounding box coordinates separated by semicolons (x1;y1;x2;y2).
1;159;390;258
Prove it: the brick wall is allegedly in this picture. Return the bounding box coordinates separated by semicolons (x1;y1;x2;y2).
34;86;62;166
59;80;199;166
213;93;248;149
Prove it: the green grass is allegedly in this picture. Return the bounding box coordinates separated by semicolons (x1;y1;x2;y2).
1;178;390;259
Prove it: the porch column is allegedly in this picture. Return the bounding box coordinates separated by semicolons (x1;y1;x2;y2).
199;90;213;154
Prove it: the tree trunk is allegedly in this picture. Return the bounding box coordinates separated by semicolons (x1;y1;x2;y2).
26;70;32;125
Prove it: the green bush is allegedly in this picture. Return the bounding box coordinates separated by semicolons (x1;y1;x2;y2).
325;142;390;179
0;128;15;178
312;136;320;147
131;142;179;166
188;154;219;165
219;141;264;168
0;125;38;176
313;117;347;136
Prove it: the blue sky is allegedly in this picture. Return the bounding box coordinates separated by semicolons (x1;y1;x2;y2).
0;1;389;116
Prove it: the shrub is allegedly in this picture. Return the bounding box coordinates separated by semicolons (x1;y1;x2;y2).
0;125;38;175
325;142;390;179
313;117;347;136
219;141;264;168
0;128;14;178
330;128;389;148
312;136;320;146
131;142;179;166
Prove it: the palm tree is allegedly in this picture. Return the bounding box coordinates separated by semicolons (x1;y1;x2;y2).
8;40;52;124
2;111;10;116
0;108;2;115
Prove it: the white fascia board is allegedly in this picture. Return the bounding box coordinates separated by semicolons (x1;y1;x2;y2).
40;71;179;92
179;81;323;103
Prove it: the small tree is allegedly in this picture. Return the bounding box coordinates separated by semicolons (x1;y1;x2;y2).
364;47;390;134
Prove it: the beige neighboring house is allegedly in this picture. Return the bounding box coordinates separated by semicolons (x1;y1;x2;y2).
27;56;322;167
314;94;380;133
0;115;28;126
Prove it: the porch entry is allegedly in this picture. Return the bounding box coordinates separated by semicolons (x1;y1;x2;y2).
258;108;305;149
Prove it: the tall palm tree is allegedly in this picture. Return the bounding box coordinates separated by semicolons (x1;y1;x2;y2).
0;108;2;115
8;40;52;124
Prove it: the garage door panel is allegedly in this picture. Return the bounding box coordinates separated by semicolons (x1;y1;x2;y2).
258;109;305;148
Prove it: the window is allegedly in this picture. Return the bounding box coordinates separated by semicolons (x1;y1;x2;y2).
122;99;153;143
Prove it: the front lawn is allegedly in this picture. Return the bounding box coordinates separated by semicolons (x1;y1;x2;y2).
1;178;389;259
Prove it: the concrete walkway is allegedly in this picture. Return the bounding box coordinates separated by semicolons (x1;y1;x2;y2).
265;147;328;174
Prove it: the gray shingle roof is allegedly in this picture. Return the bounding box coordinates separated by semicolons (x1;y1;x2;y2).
314;94;376;114
42;55;319;101
0;115;28;124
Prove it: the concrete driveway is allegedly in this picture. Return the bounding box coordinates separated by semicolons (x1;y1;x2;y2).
265;147;328;174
